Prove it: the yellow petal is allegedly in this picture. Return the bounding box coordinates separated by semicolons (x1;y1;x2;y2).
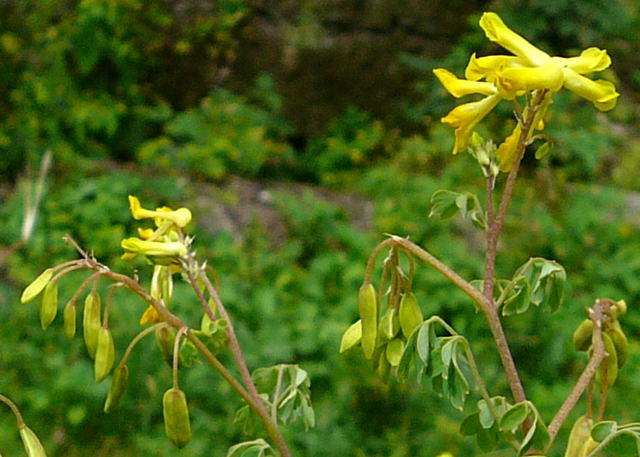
441;94;501;154
497;124;522;172
495;62;564;98
128;195;192;228
138;227;155;239
552;47;611;74
562;68;619;111
433;68;497;97
479;12;550;66
139;305;161;325
465;53;525;81
121;238;187;257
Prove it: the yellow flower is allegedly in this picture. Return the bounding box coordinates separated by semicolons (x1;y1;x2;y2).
435;11;619;157
441;94;501;154
121;238;187;260
496;124;522;172
128;195;192;228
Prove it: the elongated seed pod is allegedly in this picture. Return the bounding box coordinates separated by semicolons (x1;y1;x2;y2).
399;293;423;338
94;327;115;383
19;426;47;457
608;320;628;368
83;290;101;359
21;268;53;304
379;308;400;341
163;388;192;448
385;338;405;367
572;319;593;351
564;416;593;457
358;284;378;359
63;303;76;340
104;365;129;413
39;281;58;330
599;332;618;387
156;327;176;367
339;320;362;353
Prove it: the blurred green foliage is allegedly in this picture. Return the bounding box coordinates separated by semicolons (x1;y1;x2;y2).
2;0;640;456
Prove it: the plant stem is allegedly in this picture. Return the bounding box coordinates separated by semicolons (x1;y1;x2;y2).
67;242;293;457
0;394;25;427
118;323;167;368
547;301;607;444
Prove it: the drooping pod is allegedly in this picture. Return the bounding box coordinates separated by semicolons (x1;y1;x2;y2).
39;281;58;330
607;320;628;368
83;290;102;359
19;425;47;457
162;388;192;448
20;268;54;304
572;319;593;352
599;332;618;387
104;365;129;413
563;415;593;457
63;303;76;340
94;327;115;383
339;320;362;353
358;283;378;359
399;293;423;338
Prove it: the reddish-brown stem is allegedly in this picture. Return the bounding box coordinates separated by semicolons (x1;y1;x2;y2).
547;301;607;443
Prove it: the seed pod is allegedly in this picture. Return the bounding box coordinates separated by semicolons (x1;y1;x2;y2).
104;365;129;413
610;299;627;318
339;320;362;353
94;327;115;383
607;320;628;368
581;437;599;457
379;308;400;341
19;425;47;457
385;338;405;367
156;327;177;367
63;303;76;340
599;332;618;387
358;283;378;360
572;319;593;351
39;281;58;330
399;293;423;338
564;416;593;457
83;290;101;359
163;388;192;448
21;268;54;304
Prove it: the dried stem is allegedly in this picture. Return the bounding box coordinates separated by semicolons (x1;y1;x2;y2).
547;301;608;444
172;327;188;389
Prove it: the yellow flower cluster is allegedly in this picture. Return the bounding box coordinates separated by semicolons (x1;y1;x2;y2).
434;12;619;159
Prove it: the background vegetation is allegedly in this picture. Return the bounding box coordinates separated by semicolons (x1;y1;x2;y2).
1;0;640;455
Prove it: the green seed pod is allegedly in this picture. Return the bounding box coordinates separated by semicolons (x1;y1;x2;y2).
19;425;47;457
104;365;129;413
339;320;362;353
21;268;54;304
358;283;378;360
156;327;177;367
581;437;599;457
572;319;593;352
611;299;627;318
163;388;192;448
63;303;76;340
399;293;423;338
608;320;628;368
564;416;593;457
385;338;405;367
599;332;618;387
379;308;400;341
94;327;115;383
83;290;101;359
39;281;58;330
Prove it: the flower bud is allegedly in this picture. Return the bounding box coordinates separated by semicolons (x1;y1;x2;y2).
94;327;115;383
39;281;58;330
163;388;192;448
19;425;47;457
104;365;129;413
83;290;101;359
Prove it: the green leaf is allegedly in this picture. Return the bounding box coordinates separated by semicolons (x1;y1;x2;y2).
478;399;495;429
592;421;618;442
460;413;482;436
499;402;529;433
416;322;432;365
429;190;486;229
